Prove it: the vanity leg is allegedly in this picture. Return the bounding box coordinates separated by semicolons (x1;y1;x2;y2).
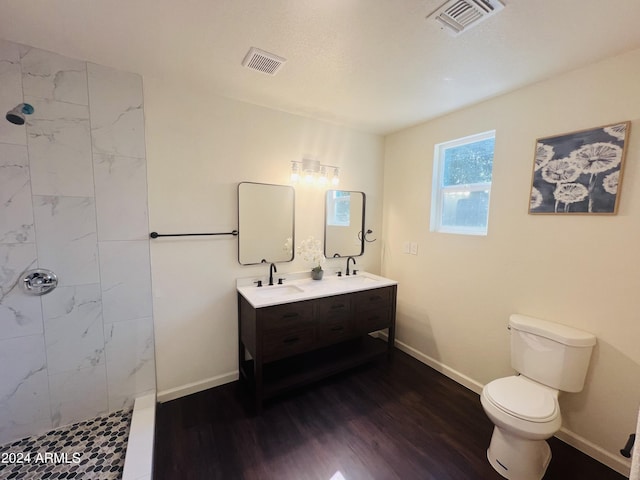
387;285;397;359
238;340;246;382
254;360;263;414
237;296;245;383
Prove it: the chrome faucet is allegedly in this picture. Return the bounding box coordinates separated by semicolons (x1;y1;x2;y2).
346;256;356;276
268;263;277;286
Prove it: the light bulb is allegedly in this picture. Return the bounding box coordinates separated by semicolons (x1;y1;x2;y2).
318;166;328;185
331;168;340;186
290;162;300;183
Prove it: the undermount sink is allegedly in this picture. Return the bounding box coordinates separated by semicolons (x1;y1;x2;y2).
251;284;304;298
337;274;379;284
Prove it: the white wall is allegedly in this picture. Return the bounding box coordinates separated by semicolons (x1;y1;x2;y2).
144;77;384;401
382;47;640;475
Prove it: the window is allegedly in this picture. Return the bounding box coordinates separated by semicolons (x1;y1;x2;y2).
430;130;495;235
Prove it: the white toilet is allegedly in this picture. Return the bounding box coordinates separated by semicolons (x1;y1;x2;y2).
480;314;596;480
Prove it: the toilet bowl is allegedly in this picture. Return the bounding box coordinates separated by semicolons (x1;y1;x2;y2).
481;315;596;480
481;375;562;480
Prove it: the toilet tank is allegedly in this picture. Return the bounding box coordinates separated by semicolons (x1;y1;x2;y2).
509;314;596;392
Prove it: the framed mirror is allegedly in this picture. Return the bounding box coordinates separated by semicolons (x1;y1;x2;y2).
238;182;295;265
324;190;365;258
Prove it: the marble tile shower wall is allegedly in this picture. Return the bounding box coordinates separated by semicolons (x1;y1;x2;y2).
0;39;155;445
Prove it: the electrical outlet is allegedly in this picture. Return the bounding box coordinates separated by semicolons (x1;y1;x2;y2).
410;242;418;255
403;242;411;254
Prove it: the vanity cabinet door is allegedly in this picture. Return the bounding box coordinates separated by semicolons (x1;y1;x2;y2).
354;287;393;333
317;294;354;345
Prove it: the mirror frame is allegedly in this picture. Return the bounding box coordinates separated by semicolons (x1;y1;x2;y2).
237;181;295;265
323;190;366;258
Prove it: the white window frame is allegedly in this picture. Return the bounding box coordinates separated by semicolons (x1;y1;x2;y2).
430;130;495;236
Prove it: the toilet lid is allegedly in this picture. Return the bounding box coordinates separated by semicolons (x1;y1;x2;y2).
485;376;558;423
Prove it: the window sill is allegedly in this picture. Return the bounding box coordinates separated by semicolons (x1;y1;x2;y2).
433;226;488;236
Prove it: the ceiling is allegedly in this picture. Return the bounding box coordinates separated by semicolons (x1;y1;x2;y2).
1;0;640;135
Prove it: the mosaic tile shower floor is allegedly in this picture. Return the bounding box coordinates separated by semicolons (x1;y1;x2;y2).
0;409;132;480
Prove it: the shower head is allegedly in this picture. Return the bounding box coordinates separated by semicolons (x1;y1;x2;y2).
6;103;34;125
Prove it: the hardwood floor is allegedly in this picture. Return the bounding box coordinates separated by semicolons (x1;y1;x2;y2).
154;342;625;480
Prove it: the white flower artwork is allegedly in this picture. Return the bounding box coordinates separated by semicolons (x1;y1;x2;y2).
528;122;630;214
529;187;543;210
569;142;622;174
602;171;619;195
553;183;589;210
541;158;581;184
535;144;554;171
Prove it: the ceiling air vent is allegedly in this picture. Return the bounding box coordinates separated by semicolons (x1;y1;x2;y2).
242;47;287;76
427;0;505;36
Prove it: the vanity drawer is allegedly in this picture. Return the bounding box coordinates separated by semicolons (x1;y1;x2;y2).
354;287;391;313
317;294;352;320
358;310;391;332
316;294;353;344
262;327;316;362
260;301;315;331
317;317;354;344
354;287;392;332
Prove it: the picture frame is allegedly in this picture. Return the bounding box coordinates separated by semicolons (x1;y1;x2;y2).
528;121;630;214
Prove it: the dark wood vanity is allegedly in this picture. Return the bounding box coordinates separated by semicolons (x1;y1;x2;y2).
238;284;397;411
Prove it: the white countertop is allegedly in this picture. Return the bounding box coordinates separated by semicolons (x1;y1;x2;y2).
237;271;397;308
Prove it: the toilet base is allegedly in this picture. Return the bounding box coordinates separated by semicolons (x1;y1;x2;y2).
487;426;552;480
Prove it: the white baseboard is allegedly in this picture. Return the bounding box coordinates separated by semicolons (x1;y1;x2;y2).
157;371;239;403
383;334;484;395
380;333;631;477
555;428;631;478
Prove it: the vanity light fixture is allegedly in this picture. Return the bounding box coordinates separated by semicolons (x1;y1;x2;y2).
290;158;339;186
